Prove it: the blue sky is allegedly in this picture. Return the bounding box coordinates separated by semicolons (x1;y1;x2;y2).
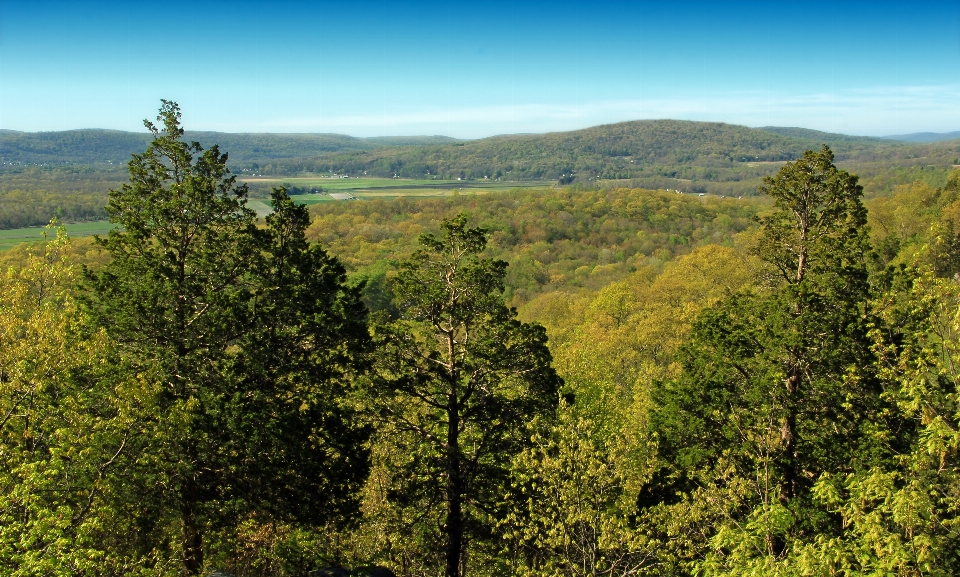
1;0;958;137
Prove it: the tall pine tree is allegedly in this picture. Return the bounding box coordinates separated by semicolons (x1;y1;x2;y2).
647;147;898;569
366;214;561;577
84;101;370;575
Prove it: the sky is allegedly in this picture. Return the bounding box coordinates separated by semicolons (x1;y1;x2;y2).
1;0;958;138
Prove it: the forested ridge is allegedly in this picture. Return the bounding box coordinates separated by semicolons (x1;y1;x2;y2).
292;120;886;178
292;120;958;196
2;119;958;230
3;103;960;577
0;129;459;165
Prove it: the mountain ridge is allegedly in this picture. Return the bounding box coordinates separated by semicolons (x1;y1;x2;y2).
0;120;903;166
882;131;960;143
0;129;462;164
3;120;957;198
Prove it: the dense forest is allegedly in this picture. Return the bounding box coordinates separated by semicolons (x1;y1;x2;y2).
279;121;958;196
3;120;959;230
0;129;461;165
3;103;960;577
0;165;129;228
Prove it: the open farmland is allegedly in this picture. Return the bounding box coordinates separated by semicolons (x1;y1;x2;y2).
0;220;114;251
241;175;556;201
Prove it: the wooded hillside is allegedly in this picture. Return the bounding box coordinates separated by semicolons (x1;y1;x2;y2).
3;103;960;576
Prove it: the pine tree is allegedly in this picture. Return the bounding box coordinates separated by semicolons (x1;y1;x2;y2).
367;214;561;577
84;102;370;574
647;147;897;568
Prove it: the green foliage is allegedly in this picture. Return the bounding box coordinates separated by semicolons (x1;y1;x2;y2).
646;147;897;573
307;187;762;308
220;187;372;531
83;100;264;574
82;102;370;575
799;269;960;574
7;98;960;576
503;405;657;577
0;227;130;575
362;214;561;577
868;170;960;276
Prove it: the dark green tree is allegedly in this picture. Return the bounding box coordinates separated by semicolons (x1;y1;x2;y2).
749;144;876;502
368;214;561;577
84;101;370;575
223;187;372;532
647;147;897;565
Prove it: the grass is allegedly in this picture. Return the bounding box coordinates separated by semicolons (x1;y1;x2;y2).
0;221;115;251
242;176;556;196
242;176;462;191
0;178;557;251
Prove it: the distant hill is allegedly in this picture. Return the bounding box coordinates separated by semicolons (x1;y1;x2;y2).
2;121;896;169
363;135;462;146
882;131;960;143
0;129;153;165
757;126;889;146
0;129;460;165
274;120;920;193
3;120;957;198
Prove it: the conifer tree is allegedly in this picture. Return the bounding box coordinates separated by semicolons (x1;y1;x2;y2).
367;214;560;577
648;147;897;566
84;101;370;575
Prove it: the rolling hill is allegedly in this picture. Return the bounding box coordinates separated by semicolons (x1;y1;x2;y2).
0;129;460;165
3;120;958;205
882;131;960;143
264;120;952;195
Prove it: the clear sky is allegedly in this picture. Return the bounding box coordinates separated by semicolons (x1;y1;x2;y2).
1;0;958;137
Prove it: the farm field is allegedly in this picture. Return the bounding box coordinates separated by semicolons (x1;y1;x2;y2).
0;179;556;250
241;176;557;199
0;220;114;251
241;176;461;190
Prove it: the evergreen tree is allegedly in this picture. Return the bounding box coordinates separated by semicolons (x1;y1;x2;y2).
647;147;897;568
366;214;561;577
84;102;369;575
223;187;372;531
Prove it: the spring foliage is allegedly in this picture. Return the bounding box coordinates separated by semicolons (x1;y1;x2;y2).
3;101;960;576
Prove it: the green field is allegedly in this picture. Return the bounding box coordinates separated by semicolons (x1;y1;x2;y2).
0;221;115;251
243;176;460;190
242;179;557;213
242;176;557;199
0;178;557;250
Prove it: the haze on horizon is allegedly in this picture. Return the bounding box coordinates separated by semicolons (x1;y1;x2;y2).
2;0;958;139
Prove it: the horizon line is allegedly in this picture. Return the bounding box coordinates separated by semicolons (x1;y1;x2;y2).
3;119;959;141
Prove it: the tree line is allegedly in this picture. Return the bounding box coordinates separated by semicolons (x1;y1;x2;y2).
2;119;958;231
2;102;959;576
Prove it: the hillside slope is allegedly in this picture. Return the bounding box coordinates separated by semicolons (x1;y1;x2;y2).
882;131;960;143
278;120;928;194
0;129;460;164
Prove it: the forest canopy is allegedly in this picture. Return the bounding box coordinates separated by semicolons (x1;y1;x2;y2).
2;103;959;577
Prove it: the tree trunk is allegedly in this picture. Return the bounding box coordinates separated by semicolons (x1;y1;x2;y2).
445;389;464;577
181;482;203;576
780;371;799;503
